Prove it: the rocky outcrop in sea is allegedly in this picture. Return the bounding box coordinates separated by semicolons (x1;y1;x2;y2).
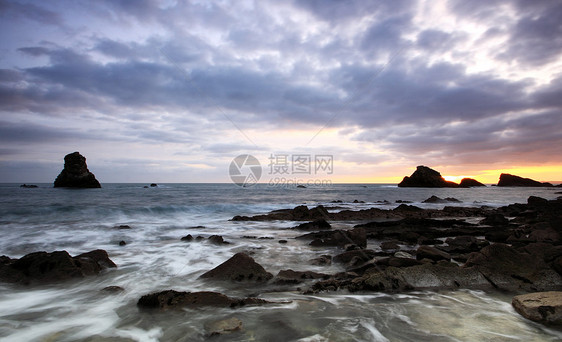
54;152;101;188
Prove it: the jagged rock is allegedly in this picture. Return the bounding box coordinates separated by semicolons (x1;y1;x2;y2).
181;234;193;241
200;253;272;282
137;290;271;310
274;270;330;284
416;246;451;262
301;228;367;248
293;219;331;230
54;152;101;188
20;184;38;188
398;166;458;188
497;173;553;187
0;249;116;285
459;178;486;187
512;292;562;325
465;243;562;292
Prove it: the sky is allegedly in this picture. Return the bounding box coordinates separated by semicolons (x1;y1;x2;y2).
1;0;561;184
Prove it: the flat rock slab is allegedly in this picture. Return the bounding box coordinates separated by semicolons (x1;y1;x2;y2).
512;292;562;325
137;290;272;310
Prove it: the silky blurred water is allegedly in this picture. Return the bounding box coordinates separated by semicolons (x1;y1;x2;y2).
0;183;561;341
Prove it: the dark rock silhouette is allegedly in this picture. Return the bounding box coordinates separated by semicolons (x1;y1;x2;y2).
20;184;38;188
54;152;101;188
137;290;272;310
398;166;458;188
459;178;486;187
0;249;116;285
497;173;552;187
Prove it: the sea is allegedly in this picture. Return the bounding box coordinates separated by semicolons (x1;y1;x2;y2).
0;183;561;342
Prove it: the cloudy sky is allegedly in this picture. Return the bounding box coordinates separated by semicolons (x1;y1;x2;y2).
1;0;561;184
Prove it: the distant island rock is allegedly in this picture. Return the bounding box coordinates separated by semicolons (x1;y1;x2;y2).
20;184;38;188
398;166;458;188
459;178;486;187
497;173;553;187
54;152;101;188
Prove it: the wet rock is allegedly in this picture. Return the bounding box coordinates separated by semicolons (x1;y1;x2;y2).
54;152;101;188
137;290;271;310
20;184;38;188
465;243;562;292
115;225;131;229
200;253;273;282
208;235;230;245
512;292;562;325
279;240;288;244
381;241;400;250
416;246;451;262
398;165;459;188
206;317;243;337
274;270;330;284
150;183;158;187
102;286;124;293
304;228;367;248
293;219;331;231
394;251;413;259
333;250;378;264
356;263;490;292
0;249;116;285
527;196;549;207
480;214;509;226
422;196;461;203
376;257;423;269
443;236;482;253
296;185;306;188
181;234;193;241
497;173;553;187
310;255;332;266
119;240;127;246
459;178;486;187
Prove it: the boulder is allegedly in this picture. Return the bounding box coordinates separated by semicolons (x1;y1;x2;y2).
480;213;509;226
137;290;271;310
497;173;553;187
0;249;116;285
310;255;332;266
398;165;458;188
512;292;562;325
459;178;486;187
54;152;101;188
416;246;451;262
199;253;273;282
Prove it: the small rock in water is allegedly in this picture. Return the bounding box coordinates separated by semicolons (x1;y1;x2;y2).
102;286;124;293
150;183;158;187
206;317;243;337
208;235;230;245
512;291;562;325
181;234;193;241
116;225;131;229
20;184;38;188
310;255;332;266
199;252;273;282
119;240;127;246
279;240;288;244
297;185;306;188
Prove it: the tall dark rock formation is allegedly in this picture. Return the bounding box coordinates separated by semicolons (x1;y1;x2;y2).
54;152;101;188
398;165;458;188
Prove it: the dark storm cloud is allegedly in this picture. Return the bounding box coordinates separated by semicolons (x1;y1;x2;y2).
1;0;562;182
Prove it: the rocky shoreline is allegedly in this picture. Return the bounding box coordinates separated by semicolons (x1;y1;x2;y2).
1;194;561;328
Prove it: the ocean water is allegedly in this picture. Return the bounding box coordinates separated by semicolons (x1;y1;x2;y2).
0;183;561;341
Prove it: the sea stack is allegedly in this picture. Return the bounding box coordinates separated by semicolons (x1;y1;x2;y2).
398;165;458;188
497;173;553;187
54;152;101;188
